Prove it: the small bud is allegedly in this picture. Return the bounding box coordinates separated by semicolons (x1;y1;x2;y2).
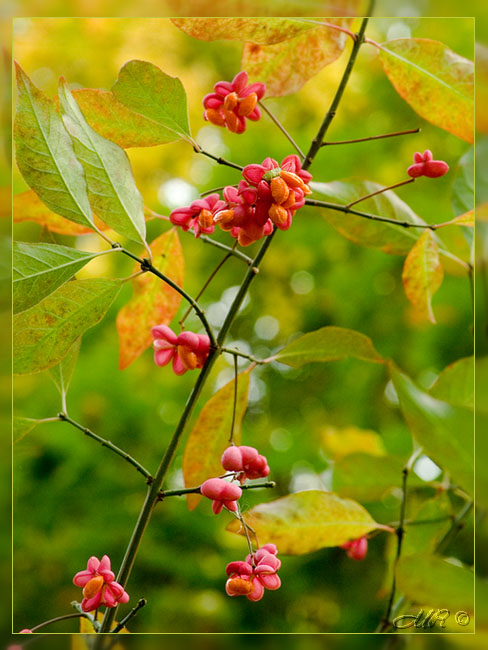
238;92;258;117
270;177;290;204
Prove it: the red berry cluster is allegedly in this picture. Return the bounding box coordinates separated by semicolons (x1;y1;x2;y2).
221;445;270;483
341;536;368;561
226;544;281;602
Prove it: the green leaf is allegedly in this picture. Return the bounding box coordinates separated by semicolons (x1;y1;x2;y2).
14;416;40;443
389;362;473;496
452;148;474;216
14;278;121;375
48;337;81;399
183;370;251;511
396;554;474;613
310;181;427;255
171;17;318;44
65;89;178;149
112;60;192;145
378;39;474;143
242;22;351;97
226;490;389;554
402;494;452;555
14;63;93;230
58;79;147;245
333;453;424;502
430;356;473;410
116;229;184;369
273;326;383;368
401;231;444;323
13;241;106;313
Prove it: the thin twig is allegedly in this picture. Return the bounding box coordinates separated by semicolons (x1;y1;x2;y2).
27;612;88;633
377;448;422;633
194;146;243;171
221;347;268;365
179;253;232;329
321;127;420;146
58;413;152;481
259;101;305;158
229;355;239;443
345;178;415;208
159;481;276;498
199;235;253;265
200;186;226;197
117;245;216;348
110;598;147;633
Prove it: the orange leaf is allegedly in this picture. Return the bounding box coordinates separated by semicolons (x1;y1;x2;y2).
116;229;184;369
402;231;444;323
183;369;251;511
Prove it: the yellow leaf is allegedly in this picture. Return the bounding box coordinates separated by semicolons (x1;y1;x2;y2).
116;229;184;369
437;209;474;228
183;369;251;510
402;231;444;323
226;490;389;554
321;426;386;460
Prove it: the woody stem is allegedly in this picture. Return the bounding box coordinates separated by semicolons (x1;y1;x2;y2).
345;178;415;208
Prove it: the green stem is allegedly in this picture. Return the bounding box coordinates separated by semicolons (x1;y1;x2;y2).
71;601;101;632
160;481;276;498
58;413;152;481
345;178;415;208
229;354;238;443
258;100;305;158
199;235;253;265
179;252;232;329
96;232;276;637
302;9;372;170
321;127;420;146
26;612;88;633
376;448;421;633
221;346;267;365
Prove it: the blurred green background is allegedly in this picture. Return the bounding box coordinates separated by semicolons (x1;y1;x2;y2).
12;16;474;634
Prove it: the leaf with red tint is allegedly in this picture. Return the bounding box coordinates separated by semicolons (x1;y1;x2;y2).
242;21;352;97
379;38;474;143
402;230;444;323
116;229;184;370
183;369;251;511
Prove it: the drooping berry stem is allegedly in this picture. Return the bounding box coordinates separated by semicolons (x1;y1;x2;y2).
321;127;420;146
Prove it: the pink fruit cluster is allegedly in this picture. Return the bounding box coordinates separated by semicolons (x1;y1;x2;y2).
203;71;265;134
407;150;449;178
152;325;210;375
73;555;129;612
170;155;312;246
341;536;368;561
221;445;270;483
200;477;242;514
226;543;281;601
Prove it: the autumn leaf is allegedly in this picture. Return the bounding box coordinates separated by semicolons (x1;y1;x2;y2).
242;21;352;96
402;230;444;323
116;229;184;369
183;369;251;510
227;490;390;554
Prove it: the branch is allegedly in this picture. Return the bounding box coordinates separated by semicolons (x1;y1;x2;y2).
376;448;421;633
193;145;243;171
258;100;305;158
159;481;276;498
71;601;101;632
302;11;371;170
321;127;420;147
199;235;254;265
24;612;88;633
58;413;152;481
117;245;216;348
221;346;268;365
110;598;147;633
345;178;415;208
